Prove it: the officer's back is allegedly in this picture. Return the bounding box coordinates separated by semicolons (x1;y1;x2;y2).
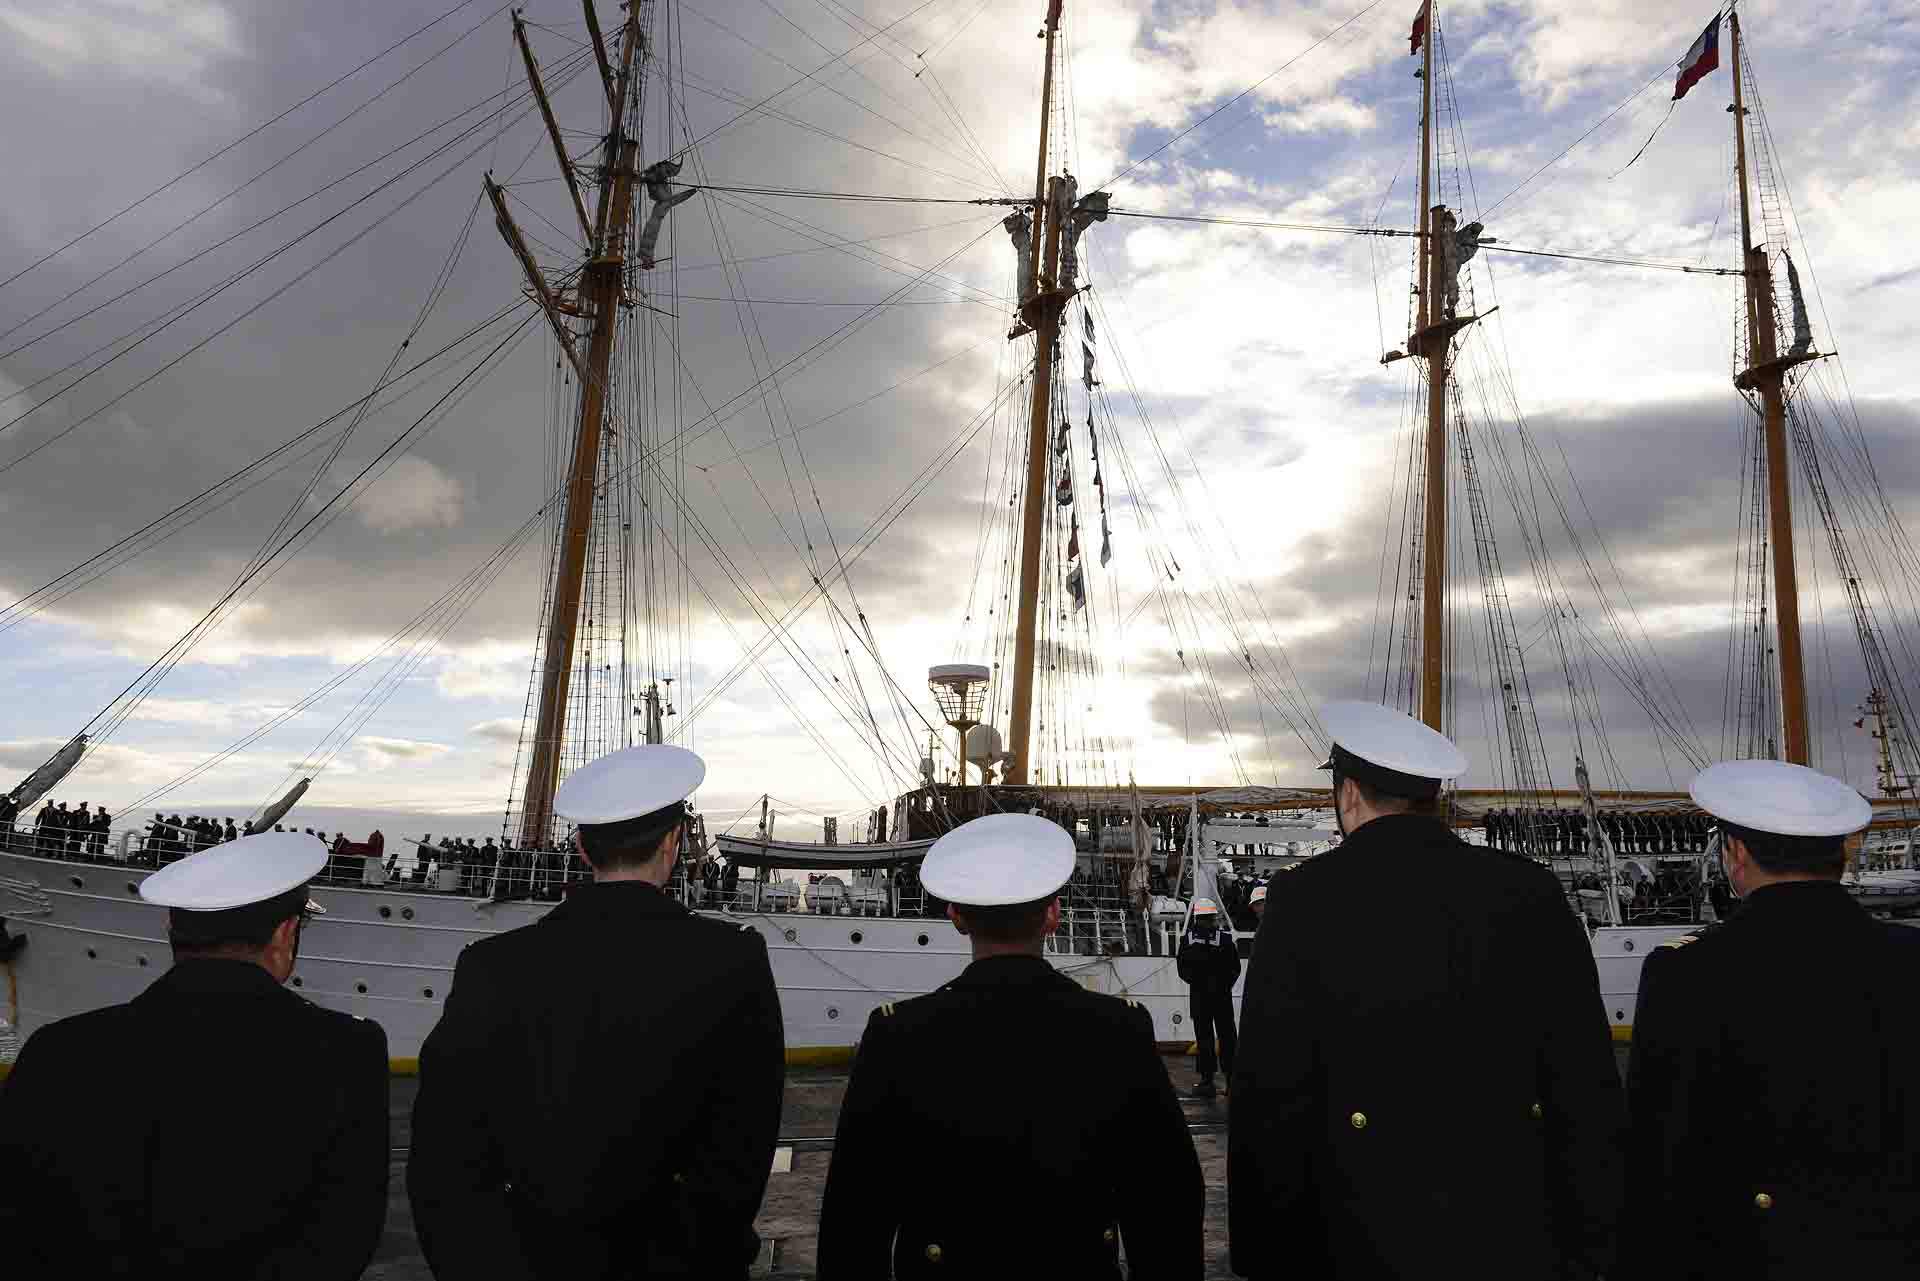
0;833;387;1281
818;813;1202;1279
1624;760;1920;1278
408;745;782;1280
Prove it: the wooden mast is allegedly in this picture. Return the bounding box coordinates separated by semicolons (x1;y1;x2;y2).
1005;0;1066;786
1415;2;1448;732
516;3;644;847
1728;7;1809;764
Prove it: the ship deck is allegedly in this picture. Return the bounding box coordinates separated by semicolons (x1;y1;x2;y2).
370;1050;1634;1278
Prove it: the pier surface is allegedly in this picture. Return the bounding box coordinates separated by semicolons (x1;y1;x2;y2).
369;1049;1632;1279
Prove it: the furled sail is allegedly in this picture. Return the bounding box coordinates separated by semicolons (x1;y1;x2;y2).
1783;251;1813;359
247;777;312;836
1056;182;1110;290
1002;209;1034;302
7;735;87;811
636;159;697;269
1434;210;1485;320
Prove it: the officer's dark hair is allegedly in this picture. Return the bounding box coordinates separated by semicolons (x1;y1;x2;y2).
1723;824;1846;877
951;894;1055;943
575;802;688;871
1341;773;1442;819
168;886;308;953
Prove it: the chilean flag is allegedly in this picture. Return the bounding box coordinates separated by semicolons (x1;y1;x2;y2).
1410;0;1428;55
1672;15;1720;101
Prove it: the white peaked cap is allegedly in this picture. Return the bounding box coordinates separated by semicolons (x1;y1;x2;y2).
1319;699;1468;781
553;743;706;824
921;813;1075;906
1249;885;1267;904
1191;897;1218;915
139;832;327;911
1689;759;1870;837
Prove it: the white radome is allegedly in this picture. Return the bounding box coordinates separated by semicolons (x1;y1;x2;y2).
1689;759;1871;837
553;743;706;825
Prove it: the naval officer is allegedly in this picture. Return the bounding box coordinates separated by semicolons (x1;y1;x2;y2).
0;831;389;1279
1229;701;1624;1280
1620;760;1920;1279
817;812;1203;1279
408;744;783;1279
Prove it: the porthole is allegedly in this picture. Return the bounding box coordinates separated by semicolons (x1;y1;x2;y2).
1614;1009;1625;1022
68;875;83;889
1171;1012;1183;1025
917;934;929;947
1622;939;1635;953
827;1007;840;1020
783;928;797;942
378;906;392;920
422;987;435;999
126;882;139;896
137;955;148;967
355;982;368;995
86;948;98;960
850;931;864;945
401;907;415;921
292;977;304;988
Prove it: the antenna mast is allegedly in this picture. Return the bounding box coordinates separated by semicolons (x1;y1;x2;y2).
1005;0;1067;785
516;2;646;846
1728;6;1810;765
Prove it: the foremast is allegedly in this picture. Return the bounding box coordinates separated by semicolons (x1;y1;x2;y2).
1727;7;1811;764
1005;0;1068;785
504;2;647;847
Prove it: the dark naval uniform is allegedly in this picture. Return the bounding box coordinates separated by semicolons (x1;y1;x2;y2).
1621;881;1920;1279
1177;918;1241;1085
408;880;784;1279
1229;814;1625;1279
0;958;389;1279
817;954;1204;1278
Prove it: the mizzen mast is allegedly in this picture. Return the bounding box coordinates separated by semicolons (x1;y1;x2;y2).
509;1;646;847
1727;7;1810;765
1005;0;1068;786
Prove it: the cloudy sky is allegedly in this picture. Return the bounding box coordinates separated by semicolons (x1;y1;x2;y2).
1;0;1916;840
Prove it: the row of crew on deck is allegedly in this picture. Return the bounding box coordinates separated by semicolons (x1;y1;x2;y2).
3;703;1917;1279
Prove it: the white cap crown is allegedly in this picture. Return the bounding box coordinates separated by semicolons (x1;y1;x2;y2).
921;813;1074;906
554;744;706;824
1689;760;1870;837
1318;699;1468;781
138;831;327;910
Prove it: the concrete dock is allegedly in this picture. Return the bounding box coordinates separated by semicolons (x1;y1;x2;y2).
369;1049;1632;1279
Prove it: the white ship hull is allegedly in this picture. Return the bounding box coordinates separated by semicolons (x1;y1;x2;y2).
0;848;1668;1064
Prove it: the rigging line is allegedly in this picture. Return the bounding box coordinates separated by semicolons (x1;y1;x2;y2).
677;0;954;153
0;317;525;634
0;0;507;297
916;63;1016;198
916;0;996;64
0;71;567;476
0;47;592;385
1480;4;1734;220
672;293;983;305
667;63;987;191
0;2;528;355
80;311;539;748
1094;0;1392;193
0;299;529;625
1474;243;1740;276
688;0;999;187
666;210;990;272
690;183;999;204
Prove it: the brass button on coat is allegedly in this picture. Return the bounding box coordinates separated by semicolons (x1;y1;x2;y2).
1349;1111;1367;1130
1103;1228;1116;1243
925;1243;943;1263
1530;1102;1543;1120
1754;1192;1774;1211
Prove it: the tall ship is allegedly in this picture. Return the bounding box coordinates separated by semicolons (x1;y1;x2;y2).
2;0;1915;1064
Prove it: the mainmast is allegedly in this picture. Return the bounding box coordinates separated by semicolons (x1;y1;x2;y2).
1414;3;1446;733
1005;0;1067;786
512;2;646;846
1728;7;1810;764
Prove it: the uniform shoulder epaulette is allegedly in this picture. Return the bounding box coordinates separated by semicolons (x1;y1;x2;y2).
877;1001;896;1017
1658;933;1699;949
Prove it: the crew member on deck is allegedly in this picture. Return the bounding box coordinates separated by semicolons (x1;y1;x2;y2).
1229;701;1624;1280
0;831;388;1279
1621;760;1920;1279
1177;895;1240;1099
409;744;783;1280
818;812;1203;1279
